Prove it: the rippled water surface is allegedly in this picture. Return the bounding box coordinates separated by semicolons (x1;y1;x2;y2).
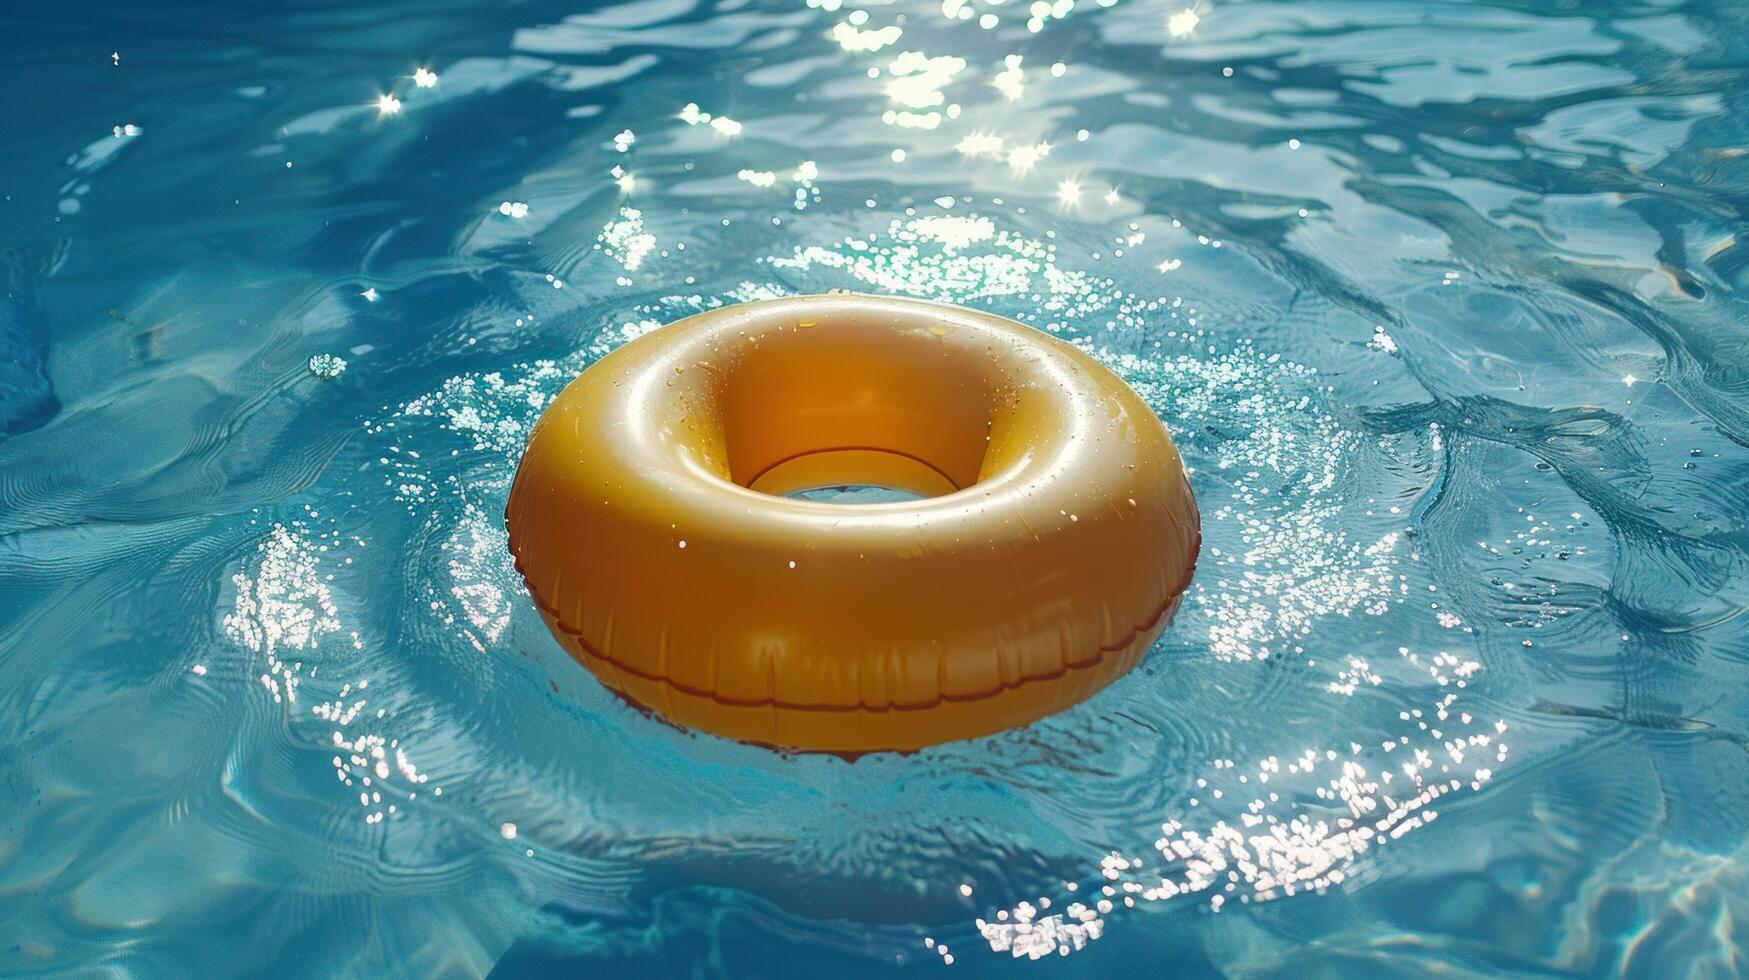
4;0;1749;975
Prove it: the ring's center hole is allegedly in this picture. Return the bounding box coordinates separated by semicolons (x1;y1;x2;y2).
782;483;930;505
744;447;959;502
717;323;999;503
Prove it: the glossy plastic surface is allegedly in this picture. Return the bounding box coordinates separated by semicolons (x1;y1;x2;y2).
505;294;1200;752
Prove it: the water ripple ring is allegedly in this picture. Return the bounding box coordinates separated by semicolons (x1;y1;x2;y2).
506;294;1200;752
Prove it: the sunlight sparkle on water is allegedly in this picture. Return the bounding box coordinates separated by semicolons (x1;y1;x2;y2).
956;133;1006;159
993;55;1026;100
885;52;965;109
831;20;902;52
308;354;348;380
598;207;655;271
678;102;744;136
976;686;1509;960
1007;141;1051;174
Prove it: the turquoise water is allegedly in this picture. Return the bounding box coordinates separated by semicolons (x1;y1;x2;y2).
787;485;932;504
3;0;1748;974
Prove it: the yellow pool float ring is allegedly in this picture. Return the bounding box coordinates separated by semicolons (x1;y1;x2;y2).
506;294;1199;753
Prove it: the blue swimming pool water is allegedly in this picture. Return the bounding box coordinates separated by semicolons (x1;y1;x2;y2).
787;484;932;504
3;0;1747;975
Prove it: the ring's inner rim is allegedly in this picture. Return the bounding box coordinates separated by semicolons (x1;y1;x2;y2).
713;313;1007;501
745;447;960;499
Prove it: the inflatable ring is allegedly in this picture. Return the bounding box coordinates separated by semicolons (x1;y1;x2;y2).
506;294;1199;752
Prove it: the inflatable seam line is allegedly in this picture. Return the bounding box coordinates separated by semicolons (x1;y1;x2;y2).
508;529;1200;713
